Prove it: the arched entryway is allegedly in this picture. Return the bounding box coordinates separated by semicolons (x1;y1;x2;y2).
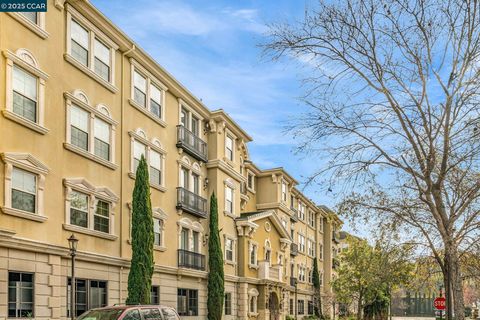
269;292;280;320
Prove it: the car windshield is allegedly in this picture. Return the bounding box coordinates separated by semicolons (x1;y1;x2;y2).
77;309;124;320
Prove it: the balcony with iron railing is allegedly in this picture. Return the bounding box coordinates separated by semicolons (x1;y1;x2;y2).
290;243;299;256
290;207;299;223
290;276;298;287
176;125;208;162
178;249;206;271
176;187;208;219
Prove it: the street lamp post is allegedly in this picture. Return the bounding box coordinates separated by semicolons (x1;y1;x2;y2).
68;234;78;320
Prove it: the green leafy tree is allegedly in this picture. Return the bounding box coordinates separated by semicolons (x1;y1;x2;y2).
207;192;224;320
332;237;413;320
126;155;154;305
312;258;324;319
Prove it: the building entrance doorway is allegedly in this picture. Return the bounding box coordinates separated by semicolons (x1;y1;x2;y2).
269;291;280;320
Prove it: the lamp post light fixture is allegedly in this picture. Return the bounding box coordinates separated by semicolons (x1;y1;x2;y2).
68;234;78;320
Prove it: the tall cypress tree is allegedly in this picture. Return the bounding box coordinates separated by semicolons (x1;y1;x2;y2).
126;155;154;305
207;192;224;320
313;258;324;319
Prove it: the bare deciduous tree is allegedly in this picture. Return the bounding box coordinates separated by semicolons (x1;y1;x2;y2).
263;1;480;320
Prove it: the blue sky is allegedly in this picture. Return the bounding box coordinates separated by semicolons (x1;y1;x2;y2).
91;0;342;222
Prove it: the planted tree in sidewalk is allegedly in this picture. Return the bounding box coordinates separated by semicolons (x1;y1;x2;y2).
207;192;224;320
312;257;324;319
126;155;154;305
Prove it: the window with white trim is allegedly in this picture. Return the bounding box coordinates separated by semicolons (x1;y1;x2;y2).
298;234;305;253
153;218;164;247
64;178;118;238
66;7;117;89
298;201;305;220
129;129;166;190
1;153;49;221
65;92;117;167
282;181;287;202
249;242;258;267
308;269;313;284
225;185;233;214
248;289;259;315
308;211;315;228
130;63;167;124
319;216;324;232
298;265;306;282
225;237;234;263
13;65;37;123
11;167;37;214
179;104;202;137
319;244;324;260
247;171;255;191
8;271;34;318
307;239;316;257
69;18;114;81
225;135;234;161
3;49;48;134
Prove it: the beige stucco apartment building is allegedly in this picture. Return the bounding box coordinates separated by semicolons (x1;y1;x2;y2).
0;1;343;319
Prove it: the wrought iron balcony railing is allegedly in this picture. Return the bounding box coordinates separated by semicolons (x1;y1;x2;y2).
290;276;298;287
290;243;299;256
178;249;206;270
176;125;208;162
176;187;208;218
290;208;299;223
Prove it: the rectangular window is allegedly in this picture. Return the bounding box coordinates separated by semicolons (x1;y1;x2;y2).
71;20;89;66
191;116;199;136
282;182;287;202
319;244;324;260
21;12;38;24
192;173;200;195
290;195;295;208
289;299;294;315
180;108;188;127
94;38;110;81
180;167;189;189
133;70;147;107
71;105;89;151
12;65;37;122
94;118;110;161
225;135;234;161
224;292;232;315
180;229;188;250
94;200;109;233
298;235;305;252
149;150;162;186
11;167;36;213
151;286;160;304
298;300;305;315
133;141;146;173
250;243;257;265
67;278;107;317
247;173;254;190
319;217;324;232
177;288;198;316
153;218;163;246
225;238;234;262
225;186;233;213
8;272;34;318
150;84;162;118
308;300;314;315
192;231;200;253
70;190;89;228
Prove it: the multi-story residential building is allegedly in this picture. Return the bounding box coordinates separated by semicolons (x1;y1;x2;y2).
0;1;343;319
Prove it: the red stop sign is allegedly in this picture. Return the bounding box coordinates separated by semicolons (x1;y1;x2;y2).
434;297;446;310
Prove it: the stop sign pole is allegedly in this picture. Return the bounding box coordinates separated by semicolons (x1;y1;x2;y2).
434;288;446;320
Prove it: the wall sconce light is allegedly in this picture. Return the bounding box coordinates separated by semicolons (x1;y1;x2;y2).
203;178;209;190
